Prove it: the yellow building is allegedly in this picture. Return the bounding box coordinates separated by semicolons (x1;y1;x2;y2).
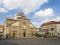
4;12;36;38
0;25;4;38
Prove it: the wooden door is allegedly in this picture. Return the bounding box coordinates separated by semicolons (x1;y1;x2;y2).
13;33;15;38
23;32;25;37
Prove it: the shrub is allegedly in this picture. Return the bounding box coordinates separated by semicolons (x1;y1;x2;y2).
35;33;42;38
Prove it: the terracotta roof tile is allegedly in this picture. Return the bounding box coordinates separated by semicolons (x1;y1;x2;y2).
41;21;60;27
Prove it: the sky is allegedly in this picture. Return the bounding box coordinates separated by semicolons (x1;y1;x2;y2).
0;0;60;28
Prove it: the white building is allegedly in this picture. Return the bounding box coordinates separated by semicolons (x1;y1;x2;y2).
40;21;60;37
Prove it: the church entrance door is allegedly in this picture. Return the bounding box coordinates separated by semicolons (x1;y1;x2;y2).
23;32;26;37
13;33;15;38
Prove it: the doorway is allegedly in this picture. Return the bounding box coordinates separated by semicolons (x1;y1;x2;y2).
13;33;15;38
23;32;26;37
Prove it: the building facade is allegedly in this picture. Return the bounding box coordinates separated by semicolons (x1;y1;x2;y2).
0;25;4;38
4;12;36;38
40;21;60;37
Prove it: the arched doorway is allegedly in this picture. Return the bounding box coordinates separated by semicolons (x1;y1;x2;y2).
13;33;15;38
31;32;33;37
23;32;26;37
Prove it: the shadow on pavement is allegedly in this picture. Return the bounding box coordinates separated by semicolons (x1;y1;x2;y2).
0;39;20;45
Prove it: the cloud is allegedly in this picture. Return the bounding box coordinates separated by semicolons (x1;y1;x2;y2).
8;14;17;18
50;16;60;21
32;19;49;28
39;18;56;27
32;16;60;28
34;8;54;18
41;19;49;23
32;21;40;28
40;16;60;26
3;0;20;10
0;0;2;4
56;16;60;21
3;0;48;14
0;8;7;13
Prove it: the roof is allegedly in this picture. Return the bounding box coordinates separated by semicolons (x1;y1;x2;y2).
7;18;18;21
41;21;60;27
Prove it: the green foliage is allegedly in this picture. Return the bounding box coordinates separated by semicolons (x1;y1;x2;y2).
35;33;42;38
35;33;58;38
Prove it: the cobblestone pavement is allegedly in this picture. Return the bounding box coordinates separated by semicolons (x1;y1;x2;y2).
0;38;60;45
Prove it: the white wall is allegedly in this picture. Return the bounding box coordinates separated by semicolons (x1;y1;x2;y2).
56;24;60;36
41;24;57;36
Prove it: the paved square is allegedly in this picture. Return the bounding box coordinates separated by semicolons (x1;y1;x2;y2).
0;38;60;45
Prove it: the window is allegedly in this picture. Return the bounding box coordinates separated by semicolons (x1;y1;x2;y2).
23;23;25;24
17;17;22;19
43;29;46;32
47;29;49;31
14;27;15;29
51;28;54;31
24;18;26;20
39;28;41;30
23;22;26;26
52;33;54;36
58;33;59;36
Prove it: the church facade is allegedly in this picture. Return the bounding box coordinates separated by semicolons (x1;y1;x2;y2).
4;12;36;38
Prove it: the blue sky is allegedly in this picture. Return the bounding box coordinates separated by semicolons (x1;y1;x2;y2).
0;0;60;28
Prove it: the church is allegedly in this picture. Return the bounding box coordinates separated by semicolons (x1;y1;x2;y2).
3;12;36;38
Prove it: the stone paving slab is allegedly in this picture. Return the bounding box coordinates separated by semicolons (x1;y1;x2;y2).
0;38;60;45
